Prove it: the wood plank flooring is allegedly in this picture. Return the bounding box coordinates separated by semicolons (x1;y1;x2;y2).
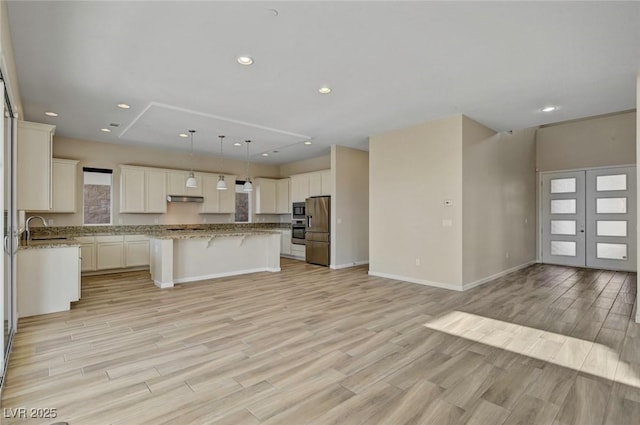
1;259;639;424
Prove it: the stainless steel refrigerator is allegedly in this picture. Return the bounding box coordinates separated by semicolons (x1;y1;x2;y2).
305;196;330;266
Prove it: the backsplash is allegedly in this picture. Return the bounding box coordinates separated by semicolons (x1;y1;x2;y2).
30;222;290;238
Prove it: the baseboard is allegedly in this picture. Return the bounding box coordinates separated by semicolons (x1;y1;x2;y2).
462;261;537;291
154;280;174;289
82;266;149;276
173;267;278;284
330;260;369;270
367;270;463;291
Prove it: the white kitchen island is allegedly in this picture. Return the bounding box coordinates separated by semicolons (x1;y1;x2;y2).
148;230;281;288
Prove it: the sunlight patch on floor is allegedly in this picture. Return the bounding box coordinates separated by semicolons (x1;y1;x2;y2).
424;311;639;388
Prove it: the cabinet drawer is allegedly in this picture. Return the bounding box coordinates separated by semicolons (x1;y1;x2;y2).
95;235;124;243
75;236;95;244
125;235;149;242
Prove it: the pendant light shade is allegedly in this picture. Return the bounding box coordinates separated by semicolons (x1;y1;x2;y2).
186;172;197;188
243;140;253;192
217;135;226;190
216;175;227;190
186;130;197;188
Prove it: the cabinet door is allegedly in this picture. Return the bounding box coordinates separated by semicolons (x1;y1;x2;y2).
218;175;236;213
120;167;145;212
309;172;322;197
200;174;220;213
145;170;167;213
96;242;124;270
276;179;290;213
17;121;54;211
52;159;78;212
320;170;332;196
291;174;310;203
125;240;150;267
80;243;96;271
168;171;202;196
256;178;277;214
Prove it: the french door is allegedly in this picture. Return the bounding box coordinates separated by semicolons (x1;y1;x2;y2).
541;166;636;272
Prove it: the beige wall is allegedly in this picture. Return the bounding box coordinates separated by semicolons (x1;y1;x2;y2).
462;118;537;286
330;145;369;268
0;0;23;116
369;115;464;289
537;111;636;172
34;136;285;226
279;154;330;177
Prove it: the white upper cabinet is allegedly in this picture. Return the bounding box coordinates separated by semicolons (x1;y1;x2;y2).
120;166;167;213
167;171;203;197
255;178;277;214
276;178;291;213
17;121;55;211
51;158;78;213
290;170;331;202
291;174;310;203
201;173;236;213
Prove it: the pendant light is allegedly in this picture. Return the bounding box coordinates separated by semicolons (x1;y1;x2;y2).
216;135;227;190
185;130;197;188
243;140;253;192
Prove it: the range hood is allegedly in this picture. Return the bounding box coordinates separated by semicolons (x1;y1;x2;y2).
166;195;204;203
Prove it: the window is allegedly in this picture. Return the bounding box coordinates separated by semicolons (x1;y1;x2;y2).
234;181;250;223
83;168;113;225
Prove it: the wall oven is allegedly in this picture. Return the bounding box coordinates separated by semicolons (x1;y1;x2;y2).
291;220;306;245
292;202;306;220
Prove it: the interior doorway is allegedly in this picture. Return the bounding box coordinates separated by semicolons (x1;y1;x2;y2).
540;166;636;272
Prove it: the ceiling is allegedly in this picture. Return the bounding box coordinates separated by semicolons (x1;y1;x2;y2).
7;1;640;165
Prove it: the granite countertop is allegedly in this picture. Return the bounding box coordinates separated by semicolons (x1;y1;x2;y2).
146;229;281;240
19;237;81;250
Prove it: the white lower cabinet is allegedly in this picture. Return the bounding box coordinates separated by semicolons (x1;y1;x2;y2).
291;243;305;260
78;235;150;272
125;235;150;267
280;229;292;255
17;246;80;317
96;237;125;270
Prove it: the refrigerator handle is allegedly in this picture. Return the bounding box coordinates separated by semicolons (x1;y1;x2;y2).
307;215;312;228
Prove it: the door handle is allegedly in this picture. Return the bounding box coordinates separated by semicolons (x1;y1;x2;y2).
308;216;312;228
580;229;585;233
4;235;8;255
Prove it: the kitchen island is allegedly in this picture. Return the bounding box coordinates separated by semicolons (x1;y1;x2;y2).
148;230;281;288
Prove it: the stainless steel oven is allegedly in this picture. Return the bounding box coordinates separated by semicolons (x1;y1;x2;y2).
291;220;306;245
292;202;306;220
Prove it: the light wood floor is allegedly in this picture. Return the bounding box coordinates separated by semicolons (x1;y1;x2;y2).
1;259;639;424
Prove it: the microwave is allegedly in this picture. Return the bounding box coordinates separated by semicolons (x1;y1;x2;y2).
292;202;306;219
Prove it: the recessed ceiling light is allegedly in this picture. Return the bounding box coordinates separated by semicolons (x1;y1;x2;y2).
262;153;269;157
541;105;557;112
100;128;111;133
117;103;131;109
237;56;254;66
318;86;332;94
44;111;58;117
233;142;242;147
179;133;189;138
304;141;312;145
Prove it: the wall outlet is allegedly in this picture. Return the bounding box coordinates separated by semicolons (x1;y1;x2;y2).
524;218;528;224
442;219;453;227
48;219;54;226
154;218;159;224
415;258;421;266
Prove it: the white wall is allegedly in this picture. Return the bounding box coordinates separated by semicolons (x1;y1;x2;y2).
0;0;23;116
279;154;330;177
636;75;639;323
462;117;537;287
330;145;369;269
537;111;636;172
369;115;464;289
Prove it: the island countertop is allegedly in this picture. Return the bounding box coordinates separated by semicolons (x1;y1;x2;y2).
146;229;281;240
19;238;81;250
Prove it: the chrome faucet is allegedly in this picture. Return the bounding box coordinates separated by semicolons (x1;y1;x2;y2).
25;215;48;240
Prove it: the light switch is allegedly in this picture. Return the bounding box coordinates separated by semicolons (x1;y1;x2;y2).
442;219;453;227
444;199;453;207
